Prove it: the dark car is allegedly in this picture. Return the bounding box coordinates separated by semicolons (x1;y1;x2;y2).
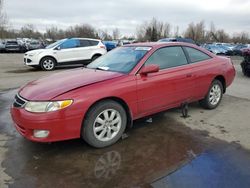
233;44;250;56
158;37;196;44
5;40;21;52
241;48;250;77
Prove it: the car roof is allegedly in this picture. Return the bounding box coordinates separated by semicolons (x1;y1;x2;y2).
125;42;198;48
71;38;101;41
124;42;216;57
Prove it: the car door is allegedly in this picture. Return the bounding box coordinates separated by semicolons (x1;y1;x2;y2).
56;39;80;63
136;46;195;115
77;39;93;61
183;46;215;99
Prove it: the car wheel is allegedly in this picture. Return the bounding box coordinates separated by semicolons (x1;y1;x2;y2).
82;100;127;148
40;57;56;71
199;80;223;109
91;55;101;62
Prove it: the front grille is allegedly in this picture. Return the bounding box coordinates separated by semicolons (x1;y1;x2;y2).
15;123;26;135
13;94;27;108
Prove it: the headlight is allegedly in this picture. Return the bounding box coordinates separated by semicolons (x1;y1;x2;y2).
24;100;73;113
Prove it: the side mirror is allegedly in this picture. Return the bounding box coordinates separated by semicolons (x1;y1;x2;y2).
140;64;159;75
55;46;61;50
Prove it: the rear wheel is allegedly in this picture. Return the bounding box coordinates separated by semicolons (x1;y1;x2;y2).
199;80;223;109
82;100;127;148
40;57;56;71
91;55;101;62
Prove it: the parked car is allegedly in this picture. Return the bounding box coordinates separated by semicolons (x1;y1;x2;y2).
217;45;233;56
11;42;235;148
241;48;250;77
158;37;196;44
5;40;21;52
215;43;236;51
26;40;45;51
103;41;117;51
203;44;227;55
23;38;107;70
233;44;250;56
0;40;5;52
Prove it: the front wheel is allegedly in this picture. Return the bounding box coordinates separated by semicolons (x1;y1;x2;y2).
40;57;56;71
199;80;223;109
82;100;127;148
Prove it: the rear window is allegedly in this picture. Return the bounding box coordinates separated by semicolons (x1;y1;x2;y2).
7;41;18;45
79;40;90;47
184;47;211;63
89;40;99;46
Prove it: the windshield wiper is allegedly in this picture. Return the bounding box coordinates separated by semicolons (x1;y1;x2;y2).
95;66;109;71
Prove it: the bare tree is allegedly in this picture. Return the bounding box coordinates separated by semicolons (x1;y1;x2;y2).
136;18;171;42
112;28;120;40
184;21;205;43
0;0;8;38
173;26;179;37
98;29;112;40
19;24;42;38
232;32;250;44
45;26;60;41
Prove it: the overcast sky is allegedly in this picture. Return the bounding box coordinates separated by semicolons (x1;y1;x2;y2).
3;0;250;36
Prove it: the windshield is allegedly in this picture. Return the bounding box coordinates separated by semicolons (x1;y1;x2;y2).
87;46;151;73
46;39;66;49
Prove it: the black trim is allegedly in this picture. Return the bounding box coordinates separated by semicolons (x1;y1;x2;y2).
58;59;92;66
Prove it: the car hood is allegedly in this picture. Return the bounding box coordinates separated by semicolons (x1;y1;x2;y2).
25;49;45;54
19;68;124;100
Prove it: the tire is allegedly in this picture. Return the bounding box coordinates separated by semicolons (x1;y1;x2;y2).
82;100;127;148
91;55;101;62
199;80;223;109
40;57;56;71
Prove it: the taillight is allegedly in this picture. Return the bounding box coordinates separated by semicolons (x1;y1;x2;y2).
100;45;106;49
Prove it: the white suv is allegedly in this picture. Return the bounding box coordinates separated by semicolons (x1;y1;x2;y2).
24;38;107;71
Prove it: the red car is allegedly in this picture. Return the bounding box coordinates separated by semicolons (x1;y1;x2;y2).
11;42;235;148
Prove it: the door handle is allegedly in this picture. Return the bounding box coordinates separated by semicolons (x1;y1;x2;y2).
186;73;192;78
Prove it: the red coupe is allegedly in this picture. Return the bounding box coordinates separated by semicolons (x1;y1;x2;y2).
11;42;235;148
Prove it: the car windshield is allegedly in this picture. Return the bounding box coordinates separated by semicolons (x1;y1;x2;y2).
46;39;66;49
87;46;151;73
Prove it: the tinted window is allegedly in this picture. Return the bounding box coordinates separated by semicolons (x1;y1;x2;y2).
145;46;188;69
7;41;18;45
185;47;211;63
61;39;79;49
79;40;90;47
89;40;99;46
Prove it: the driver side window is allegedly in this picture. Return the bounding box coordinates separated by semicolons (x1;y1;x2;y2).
145;46;188;70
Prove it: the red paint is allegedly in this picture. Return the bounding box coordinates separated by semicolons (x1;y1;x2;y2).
11;42;235;142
